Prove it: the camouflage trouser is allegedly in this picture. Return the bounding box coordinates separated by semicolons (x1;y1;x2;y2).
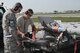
4;36;19;53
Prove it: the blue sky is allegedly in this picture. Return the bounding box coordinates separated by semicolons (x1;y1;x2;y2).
0;0;80;13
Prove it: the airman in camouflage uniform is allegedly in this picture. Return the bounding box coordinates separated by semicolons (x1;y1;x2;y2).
2;2;23;53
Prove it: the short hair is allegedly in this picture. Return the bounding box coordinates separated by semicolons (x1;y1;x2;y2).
14;2;23;8
25;9;34;15
13;2;23;11
27;9;34;14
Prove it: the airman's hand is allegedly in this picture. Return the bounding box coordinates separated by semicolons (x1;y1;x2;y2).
21;33;26;38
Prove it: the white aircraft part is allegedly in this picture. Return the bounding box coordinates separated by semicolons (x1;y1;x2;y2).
67;27;80;35
36;30;45;39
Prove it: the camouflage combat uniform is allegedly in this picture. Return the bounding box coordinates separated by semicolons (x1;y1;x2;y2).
2;9;19;53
